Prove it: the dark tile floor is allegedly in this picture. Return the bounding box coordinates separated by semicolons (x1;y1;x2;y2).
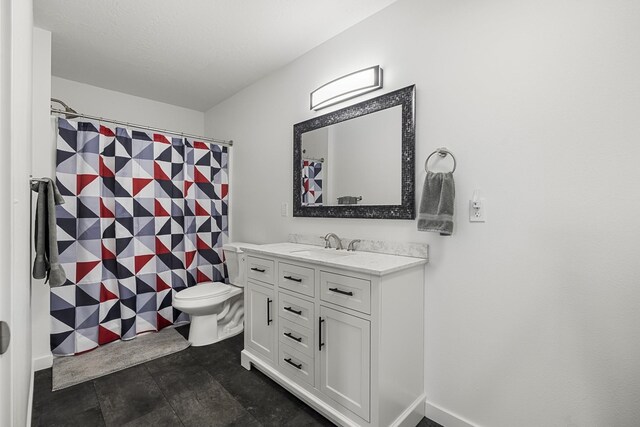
32;326;442;427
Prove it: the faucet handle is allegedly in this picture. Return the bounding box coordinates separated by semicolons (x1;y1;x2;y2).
347;239;361;252
324;233;344;250
324;233;332;248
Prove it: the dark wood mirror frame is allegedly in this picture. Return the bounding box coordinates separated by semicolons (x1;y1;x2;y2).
293;85;416;219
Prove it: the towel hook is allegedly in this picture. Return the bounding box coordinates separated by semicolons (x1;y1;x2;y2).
425;147;456;173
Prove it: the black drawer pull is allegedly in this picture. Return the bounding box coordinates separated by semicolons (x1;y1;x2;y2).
266;298;272;325
284;332;302;342
319;317;325;351
284;358;302;370
251;267;266;273
328;287;353;296
283;306;302;315
284;275;302;282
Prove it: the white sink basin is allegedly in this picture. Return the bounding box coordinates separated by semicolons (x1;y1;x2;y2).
289;248;354;259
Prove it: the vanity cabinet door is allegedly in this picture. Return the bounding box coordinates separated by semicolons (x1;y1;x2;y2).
246;281;276;362
318;306;371;422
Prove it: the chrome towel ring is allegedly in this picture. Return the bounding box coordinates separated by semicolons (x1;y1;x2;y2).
425;147;456;173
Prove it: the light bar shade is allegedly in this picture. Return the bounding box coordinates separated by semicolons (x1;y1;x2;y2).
310;66;383;110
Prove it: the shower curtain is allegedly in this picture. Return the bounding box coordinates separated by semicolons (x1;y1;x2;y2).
301;160;323;206
50;118;229;355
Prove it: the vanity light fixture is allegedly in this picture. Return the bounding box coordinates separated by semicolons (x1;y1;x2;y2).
310;65;383;110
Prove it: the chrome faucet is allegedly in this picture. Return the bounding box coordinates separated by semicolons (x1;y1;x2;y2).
347;239;361;252
324;233;343;250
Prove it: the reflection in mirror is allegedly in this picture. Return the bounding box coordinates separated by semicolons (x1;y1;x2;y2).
301;106;401;206
293;85;416;219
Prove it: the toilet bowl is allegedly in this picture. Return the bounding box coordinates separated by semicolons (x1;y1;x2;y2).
173;242;252;346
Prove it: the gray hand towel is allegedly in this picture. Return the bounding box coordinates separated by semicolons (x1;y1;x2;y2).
417;172;455;236
31;178;67;287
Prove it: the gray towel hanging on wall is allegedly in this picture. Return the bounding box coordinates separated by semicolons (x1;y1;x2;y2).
31;178;67;286
417;148;456;236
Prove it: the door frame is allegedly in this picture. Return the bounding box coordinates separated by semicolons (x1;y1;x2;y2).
0;0;34;425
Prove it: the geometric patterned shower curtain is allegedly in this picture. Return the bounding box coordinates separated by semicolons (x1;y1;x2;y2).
301;160;323;206
50;118;229;355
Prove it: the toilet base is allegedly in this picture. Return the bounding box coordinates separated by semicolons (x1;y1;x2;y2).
187;295;244;347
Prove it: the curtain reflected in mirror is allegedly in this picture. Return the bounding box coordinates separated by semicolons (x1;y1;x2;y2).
301;159;323;206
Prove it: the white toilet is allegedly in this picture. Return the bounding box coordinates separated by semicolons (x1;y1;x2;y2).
173;242;252;346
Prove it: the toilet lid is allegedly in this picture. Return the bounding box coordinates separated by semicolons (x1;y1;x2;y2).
175;282;231;300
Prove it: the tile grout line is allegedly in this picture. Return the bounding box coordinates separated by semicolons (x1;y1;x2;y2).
188;346;265;426
142;362;187;427
187;343;266;426
91;380;108;427
169;335;331;426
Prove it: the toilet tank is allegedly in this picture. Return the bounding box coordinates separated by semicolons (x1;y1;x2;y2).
222;243;255;287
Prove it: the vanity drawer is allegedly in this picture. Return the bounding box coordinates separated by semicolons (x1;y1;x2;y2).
278;317;314;357
278;262;315;297
320;271;371;315
247;256;275;285
279;342;315;387
278;292;314;330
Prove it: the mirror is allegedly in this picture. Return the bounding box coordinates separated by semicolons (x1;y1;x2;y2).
293;85;415;219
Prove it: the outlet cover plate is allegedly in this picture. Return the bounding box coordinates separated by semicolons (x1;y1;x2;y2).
469;198;486;222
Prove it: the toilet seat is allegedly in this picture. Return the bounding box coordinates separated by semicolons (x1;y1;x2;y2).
173;281;243;319
174;282;231;301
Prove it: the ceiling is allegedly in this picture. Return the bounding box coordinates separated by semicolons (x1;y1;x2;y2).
34;0;398;112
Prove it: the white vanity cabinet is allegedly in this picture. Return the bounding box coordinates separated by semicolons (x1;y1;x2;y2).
241;244;426;427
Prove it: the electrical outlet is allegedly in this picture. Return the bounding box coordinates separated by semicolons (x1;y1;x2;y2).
469;197;486;222
281;202;288;217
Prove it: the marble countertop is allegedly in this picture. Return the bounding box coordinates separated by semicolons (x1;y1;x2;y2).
240;242;427;276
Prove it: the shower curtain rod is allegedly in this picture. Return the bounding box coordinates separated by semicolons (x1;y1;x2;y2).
50;107;233;147
303;156;325;162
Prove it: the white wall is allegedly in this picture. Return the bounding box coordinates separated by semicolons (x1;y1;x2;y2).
1;0;34;425
329;105;401;205
204;0;640;426
302;127;328;161
51;76;205;135
31;60;206;369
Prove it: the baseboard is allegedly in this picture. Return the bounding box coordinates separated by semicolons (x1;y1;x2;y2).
424;400;477;427
390;393;426;427
32;353;53;371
